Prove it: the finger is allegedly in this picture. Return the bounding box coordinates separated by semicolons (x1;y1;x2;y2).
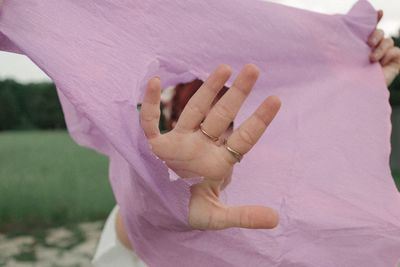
381;47;400;86
377;10;384;23
223;95;281;164
201;64;260;138
383;67;400;87
221;205;279;229
140;77;161;139
381;46;400;66
370;37;394;62
175;64;232;131
367;29;384;48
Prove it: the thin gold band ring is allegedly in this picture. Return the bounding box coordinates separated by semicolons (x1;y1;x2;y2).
223;139;243;163
199;123;219;142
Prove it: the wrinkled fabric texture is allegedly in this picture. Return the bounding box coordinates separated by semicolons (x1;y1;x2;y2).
1;0;400;266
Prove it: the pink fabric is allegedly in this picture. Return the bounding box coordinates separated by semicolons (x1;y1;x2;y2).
1;0;399;266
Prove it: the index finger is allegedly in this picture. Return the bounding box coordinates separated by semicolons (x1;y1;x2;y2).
140;77;162;139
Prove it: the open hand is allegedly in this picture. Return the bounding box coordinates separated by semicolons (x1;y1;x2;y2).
369;10;400;86
140;64;281;230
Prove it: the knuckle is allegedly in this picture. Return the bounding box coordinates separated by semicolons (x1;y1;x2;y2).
387;38;395;46
374;47;383;57
367;37;374;45
238;127;255;146
140;110;160;123
187;102;207;118
239;208;252;228
254;114;268;128
214;103;235;122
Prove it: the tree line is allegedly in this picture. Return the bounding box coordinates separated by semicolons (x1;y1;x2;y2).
0;37;399;131
0;80;65;131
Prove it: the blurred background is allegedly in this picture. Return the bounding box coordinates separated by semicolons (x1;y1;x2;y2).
0;1;399;266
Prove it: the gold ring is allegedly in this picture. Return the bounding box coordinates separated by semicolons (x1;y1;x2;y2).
199;123;219;142
223;139;243;163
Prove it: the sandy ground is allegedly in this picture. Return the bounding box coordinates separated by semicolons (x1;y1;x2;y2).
0;221;103;267
2;222;399;267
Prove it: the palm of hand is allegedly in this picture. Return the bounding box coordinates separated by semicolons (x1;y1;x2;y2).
151;130;233;183
141;64;281;230
150;130;237;230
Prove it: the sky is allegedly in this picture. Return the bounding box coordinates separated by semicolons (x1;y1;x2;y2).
1;0;399;83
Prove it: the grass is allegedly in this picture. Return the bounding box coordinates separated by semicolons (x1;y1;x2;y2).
0;131;115;233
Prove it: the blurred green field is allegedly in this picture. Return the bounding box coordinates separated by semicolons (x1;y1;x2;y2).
0;131;115;232
0;131;398;234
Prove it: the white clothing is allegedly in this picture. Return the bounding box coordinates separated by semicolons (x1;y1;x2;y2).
92;206;148;267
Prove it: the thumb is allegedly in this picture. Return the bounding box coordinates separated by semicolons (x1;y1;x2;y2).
221;205;279;229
